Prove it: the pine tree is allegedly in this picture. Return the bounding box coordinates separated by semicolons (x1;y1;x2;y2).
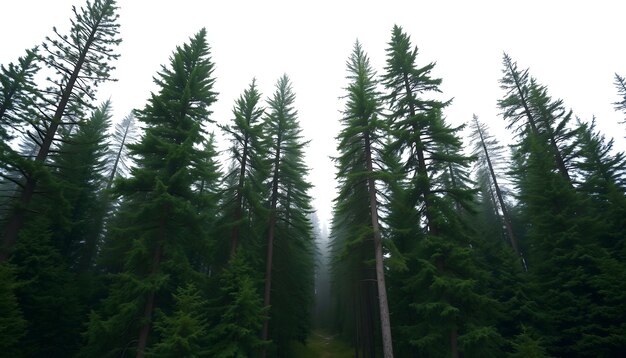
614;73;626;129
220;79;267;259
498;54;576;184
520;135;626;356
0;263;26;355
107;112;138;189
81;28;218;357
573;118;626;255
261;76;315;354
382;25;501;357
51;100;112;271
469;115;523;263
328;41;393;357
1;0;121;261
206;253;268;357
147;284;210;357
0;48;40;144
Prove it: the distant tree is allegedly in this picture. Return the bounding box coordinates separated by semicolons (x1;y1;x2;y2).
469;115;522;263
106;112;138;190
1;0;121;261
614;73;626;127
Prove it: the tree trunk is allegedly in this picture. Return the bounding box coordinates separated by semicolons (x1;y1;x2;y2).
229;135;249;258
1;14;102;262
364;133;394;358
475;119;526;270
136;211;166;358
260;132;281;357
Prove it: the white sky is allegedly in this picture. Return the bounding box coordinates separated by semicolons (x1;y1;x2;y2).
2;0;626;226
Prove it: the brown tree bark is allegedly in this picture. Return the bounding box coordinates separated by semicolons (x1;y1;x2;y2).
364;132;394;358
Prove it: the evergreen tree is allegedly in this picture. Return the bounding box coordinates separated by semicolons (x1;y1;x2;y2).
498;54;576;184
0;263;26;355
261;77;315;355
0;48;40;144
614;73;626;129
220;79;267;260
329;41;392;357
520;135;626;356
148;284;210;357
51;100;112;271
81;28;218;357
107;112;138;189
469;115;523;263
1;0;121;261
206;253;268;357
382;25;501;357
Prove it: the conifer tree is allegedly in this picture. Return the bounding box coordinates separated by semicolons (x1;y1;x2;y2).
51;100;112;271
0;263;26;355
520;135;626;356
469;115;522;261
0;48;40;144
220;79;267;259
206;253;268;357
148;284;210;357
498;54;576;184
81;29;217;357
261;77;315;354
328;41;390;357
1;0;121;261
382;25;501;357
614;73;626;128
106;112;138;190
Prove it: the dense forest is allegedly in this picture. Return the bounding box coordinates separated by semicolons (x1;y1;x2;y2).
1;1;626;357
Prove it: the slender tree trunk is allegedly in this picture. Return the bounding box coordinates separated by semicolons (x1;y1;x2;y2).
136;209;166;358
475;121;521;257
229;136;249;258
364;132;394;358
107;118;131;190
450;328;459;358
260;133;281;357
1;15;101;262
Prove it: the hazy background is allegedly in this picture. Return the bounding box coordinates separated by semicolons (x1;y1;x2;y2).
2;0;625;225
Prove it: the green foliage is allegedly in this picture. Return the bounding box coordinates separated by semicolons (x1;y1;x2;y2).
207;254;268;357
51;101;112;271
148;284;210;357
83;28;219;355
0;263;26;354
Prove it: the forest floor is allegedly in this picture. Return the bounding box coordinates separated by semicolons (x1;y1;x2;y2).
288;330;353;357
